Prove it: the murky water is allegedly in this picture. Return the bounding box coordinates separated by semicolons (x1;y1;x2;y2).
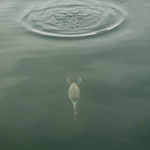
0;0;150;149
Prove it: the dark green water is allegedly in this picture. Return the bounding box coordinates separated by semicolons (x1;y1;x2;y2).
0;0;150;149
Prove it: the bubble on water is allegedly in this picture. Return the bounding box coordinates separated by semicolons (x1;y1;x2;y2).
22;0;126;38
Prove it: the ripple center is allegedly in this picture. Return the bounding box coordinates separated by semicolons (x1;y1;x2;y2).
22;1;126;37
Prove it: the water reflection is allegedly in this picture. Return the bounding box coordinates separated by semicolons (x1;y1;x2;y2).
67;76;81;121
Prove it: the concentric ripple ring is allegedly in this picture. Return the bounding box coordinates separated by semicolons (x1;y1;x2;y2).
22;0;126;38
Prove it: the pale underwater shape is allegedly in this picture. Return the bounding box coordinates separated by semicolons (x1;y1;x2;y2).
68;83;80;101
67;76;81;121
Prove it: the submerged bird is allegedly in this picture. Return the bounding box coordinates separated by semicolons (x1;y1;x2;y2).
67;76;81;121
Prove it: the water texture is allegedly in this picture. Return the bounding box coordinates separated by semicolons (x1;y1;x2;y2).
0;0;150;150
22;0;126;37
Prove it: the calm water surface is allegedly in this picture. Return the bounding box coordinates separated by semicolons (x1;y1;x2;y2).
0;0;150;149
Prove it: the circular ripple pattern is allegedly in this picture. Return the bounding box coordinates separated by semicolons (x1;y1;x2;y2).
22;1;126;37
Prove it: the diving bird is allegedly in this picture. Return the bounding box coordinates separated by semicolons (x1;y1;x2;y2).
67;76;81;121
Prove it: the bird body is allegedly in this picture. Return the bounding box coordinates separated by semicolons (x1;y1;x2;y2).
68;83;80;102
67;77;81;121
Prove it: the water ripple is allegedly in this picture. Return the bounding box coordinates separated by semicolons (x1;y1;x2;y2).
22;0;126;38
